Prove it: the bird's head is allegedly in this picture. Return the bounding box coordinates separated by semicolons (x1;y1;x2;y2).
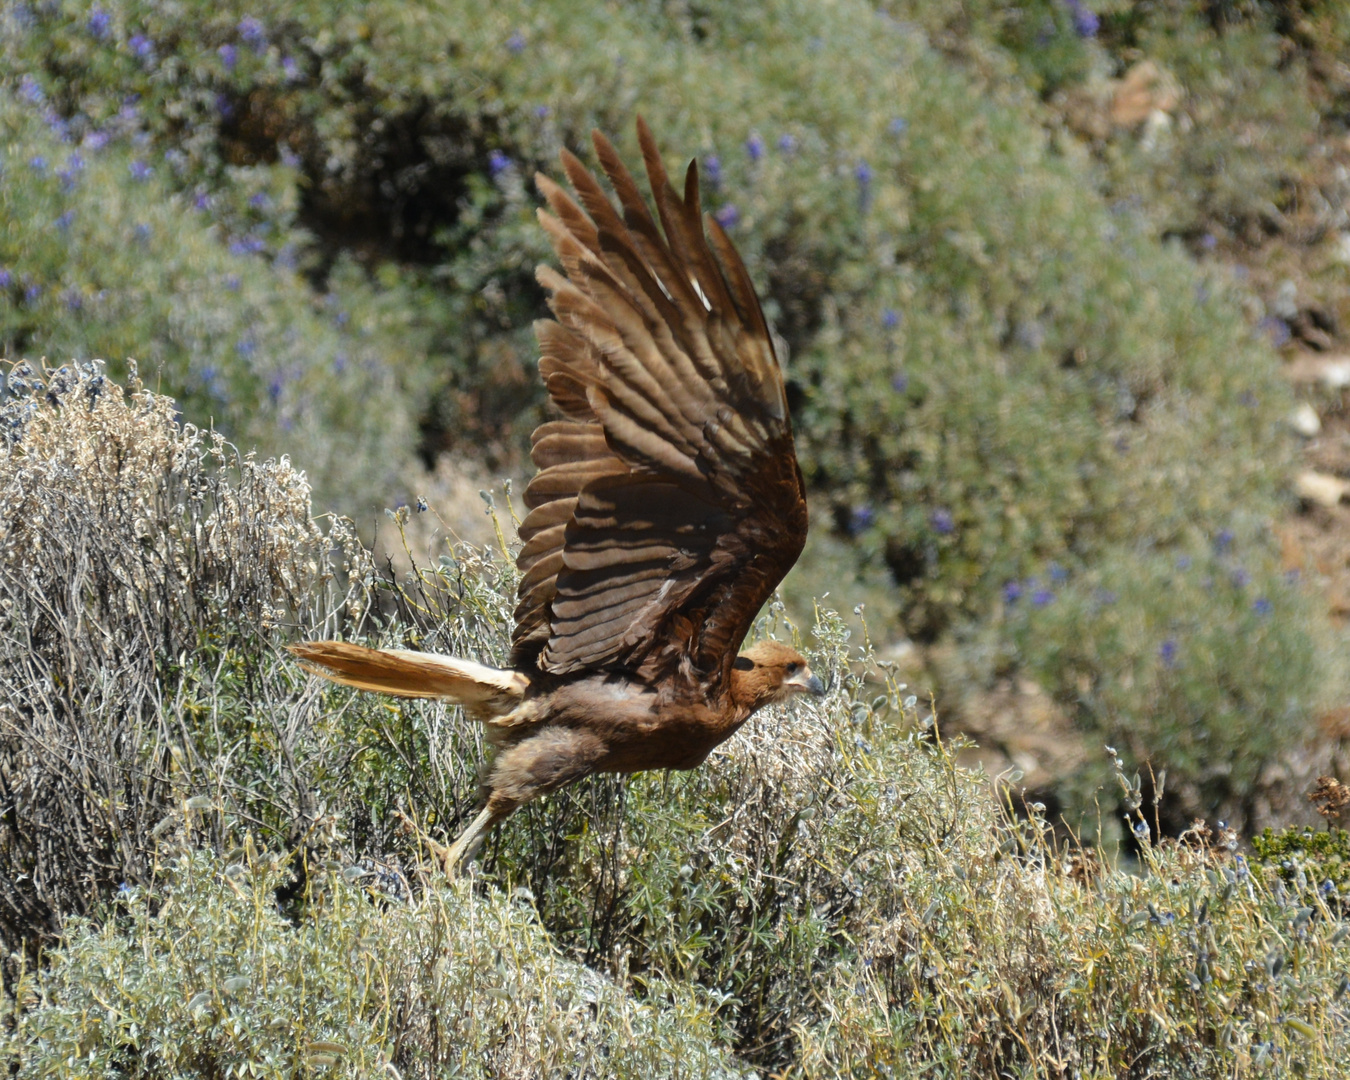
730;639;825;713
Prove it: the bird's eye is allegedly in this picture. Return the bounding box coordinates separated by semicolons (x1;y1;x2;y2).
786;661;801;675
733;656;755;671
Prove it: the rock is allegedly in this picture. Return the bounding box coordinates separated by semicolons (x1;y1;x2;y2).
1283;353;1350;388
1289;402;1322;437
1110;61;1182;128
1295;470;1350;507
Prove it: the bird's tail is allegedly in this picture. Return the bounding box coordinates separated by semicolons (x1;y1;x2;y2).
289;641;528;720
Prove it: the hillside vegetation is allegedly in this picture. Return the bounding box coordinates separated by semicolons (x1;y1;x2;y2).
6;0;1349;834
4;367;1350;1077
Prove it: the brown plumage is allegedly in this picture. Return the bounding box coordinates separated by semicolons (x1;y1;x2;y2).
291;119;822;868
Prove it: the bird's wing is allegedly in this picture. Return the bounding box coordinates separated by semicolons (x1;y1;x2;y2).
512;119;808;687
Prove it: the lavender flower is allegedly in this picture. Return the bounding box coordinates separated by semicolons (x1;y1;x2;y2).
87;7;111;39
488;149;511;177
882;308;900;330
129;160;152;181
855;160;873;186
1064;0;1098;39
218;43;237;71
238;17;267;52
889;117;908;136
55;211;75;231
129;34;154;60
1214;530;1234;553
777;133;798;154
714;204;740;229
281;55;300;81
20;75;45;105
506;31;526;53
890;372;909;392
1253;597;1272;616
0;269;11;289
930;508;954;535
745;134;764;162
1031;588;1054;607
1159;639;1178;668
847;505;875;536
28;156;47;174
1003;581;1023;604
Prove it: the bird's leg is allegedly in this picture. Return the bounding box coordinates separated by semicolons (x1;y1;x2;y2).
442;794;518;874
443;726;609;873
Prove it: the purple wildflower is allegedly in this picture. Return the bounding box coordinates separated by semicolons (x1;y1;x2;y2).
930;508;954;535
890;372;909;392
506;31;526;53
236;339;256;359
1176;554;1192;570
129;160;152;181
1258;316;1290;347
1159;639;1178;668
55;211;74;231
746;134;764;162
1231;568;1250;588
1094;588;1117;606
1253;597;1272;616
195;192;211;211
1031;588;1054;607
83;131;109;151
534;104;550;119
218;43;237;70
225;275;241;291
703;155;721;187
1064;0;1098;38
1200;232;1217;250
889;117;909;136
1214;530;1234;553
134;223;151;242
848;505;876;536
20;75;45;105
0;269;10;289
249;191;271;210
488;149;511;176
855;160;873;185
28;156;47;174
1003;581;1023;604
714;204;740;229
777;133;798;154
1049;563;1068;583
215;93;234;120
129;34;154;59
882;308;900;330
87;7;111;39
64;289;82;311
24;284;42;304
282;55;300;81
238;17;267;51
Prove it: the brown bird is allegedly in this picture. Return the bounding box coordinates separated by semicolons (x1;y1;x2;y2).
291;119;823;868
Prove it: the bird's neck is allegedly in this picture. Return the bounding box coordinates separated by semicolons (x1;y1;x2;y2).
727;666;781;718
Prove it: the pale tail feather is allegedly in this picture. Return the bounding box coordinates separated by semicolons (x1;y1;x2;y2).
289;641;528;720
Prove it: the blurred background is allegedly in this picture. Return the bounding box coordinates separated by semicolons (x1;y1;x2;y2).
5;0;1350;843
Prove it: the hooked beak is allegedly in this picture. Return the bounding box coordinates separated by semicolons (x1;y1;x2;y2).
786;666;827;698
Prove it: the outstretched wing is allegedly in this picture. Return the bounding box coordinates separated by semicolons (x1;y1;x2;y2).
512;119;808;689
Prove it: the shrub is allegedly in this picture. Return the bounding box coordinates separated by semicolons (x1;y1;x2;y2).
0;849;745;1079
4;370;1350;1075
0;361;361;967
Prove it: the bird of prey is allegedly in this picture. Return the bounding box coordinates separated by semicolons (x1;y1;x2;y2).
292;118;823;868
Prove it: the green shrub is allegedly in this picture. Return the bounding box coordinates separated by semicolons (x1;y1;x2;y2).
0;361;364;963
1;849;745;1079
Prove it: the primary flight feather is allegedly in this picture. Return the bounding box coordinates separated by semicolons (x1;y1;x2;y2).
292;119;821;868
